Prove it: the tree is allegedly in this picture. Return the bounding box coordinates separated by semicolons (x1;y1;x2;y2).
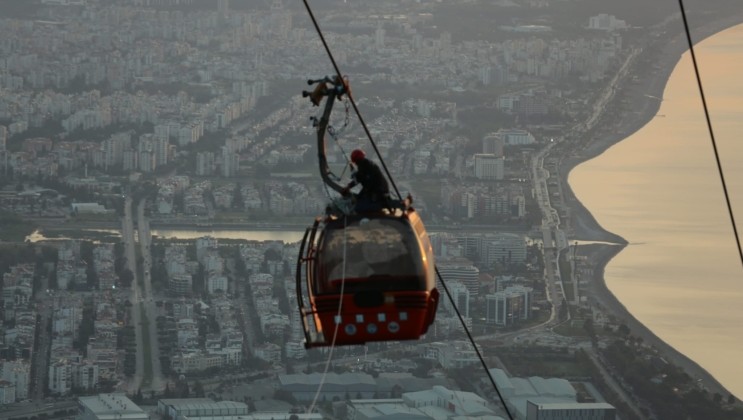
233;183;244;210
119;268;134;288
133;388;143;404
193;381;205;398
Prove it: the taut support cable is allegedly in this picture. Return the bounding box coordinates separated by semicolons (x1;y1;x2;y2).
678;0;743;270
300;0;402;201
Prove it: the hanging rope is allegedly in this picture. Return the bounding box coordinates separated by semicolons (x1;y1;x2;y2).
678;0;743;270
299;1;514;418
306;216;349;414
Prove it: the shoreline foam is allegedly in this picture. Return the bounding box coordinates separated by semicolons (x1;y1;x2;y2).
559;14;743;400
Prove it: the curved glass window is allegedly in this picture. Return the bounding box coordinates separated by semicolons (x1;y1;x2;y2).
315;217;425;294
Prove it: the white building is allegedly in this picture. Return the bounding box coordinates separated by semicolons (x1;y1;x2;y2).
71;203;110;214
196;151;215;176
157;398;249;420
423;341;481;369
588;13;628;31
253;342;282;364
443;280;470;318
0;380;16;404
77;394;148;420
196;237;218;263
170;274;193;297
495;128;536;146
474;153;505;180
403;385;498;418
1;360;30;400
207;275;228;294
76;361;100;390
436;261;480;296
485;233;527;267
171;353;222;374
526;401;616;419
48;359;73;395
486;285;533;326
488;368;615;419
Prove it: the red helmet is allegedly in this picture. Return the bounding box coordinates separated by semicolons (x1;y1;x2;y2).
350;149;366;164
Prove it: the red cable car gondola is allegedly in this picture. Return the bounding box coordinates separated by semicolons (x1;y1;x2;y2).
297;76;439;348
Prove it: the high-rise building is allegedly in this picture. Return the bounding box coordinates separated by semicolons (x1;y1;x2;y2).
218;0;229;14
443;281;470;317
122;150;137;171
154;124;170;140
196;151;214;176
75;362;99;390
48;359;73;395
169;274;193;297
154;136;169;166
375;25;385;49
486;285;532;326
0;125;7;151
221;145;238;177
102;133;131;169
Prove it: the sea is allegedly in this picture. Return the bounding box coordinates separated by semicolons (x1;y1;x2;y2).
569;23;743;398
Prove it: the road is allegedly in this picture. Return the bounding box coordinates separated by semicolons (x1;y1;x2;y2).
122;196;144;392
30;288;52;401
586;349;651;419
122;196;165;393
136;199;165;392
0;400;76;420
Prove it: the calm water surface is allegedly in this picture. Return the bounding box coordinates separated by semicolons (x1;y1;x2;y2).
570;24;743;398
151;229;305;243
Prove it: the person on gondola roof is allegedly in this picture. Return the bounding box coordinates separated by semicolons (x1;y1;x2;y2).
341;149;390;213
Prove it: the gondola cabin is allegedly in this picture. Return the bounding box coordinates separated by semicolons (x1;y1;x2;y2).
296;207;439;348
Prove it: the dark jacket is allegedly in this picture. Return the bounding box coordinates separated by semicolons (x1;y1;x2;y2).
349;158;389;200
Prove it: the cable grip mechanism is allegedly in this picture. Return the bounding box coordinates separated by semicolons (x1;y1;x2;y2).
302;75;349;106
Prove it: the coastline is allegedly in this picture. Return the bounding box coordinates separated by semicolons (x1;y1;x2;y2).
558;14;743;399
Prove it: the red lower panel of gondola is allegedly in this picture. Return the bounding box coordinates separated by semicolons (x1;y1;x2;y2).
307;291;437;347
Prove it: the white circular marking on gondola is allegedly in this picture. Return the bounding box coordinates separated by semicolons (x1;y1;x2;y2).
345;324;357;335
388;322;400;333
366;323;378;334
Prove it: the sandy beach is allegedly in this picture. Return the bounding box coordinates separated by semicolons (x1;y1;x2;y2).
556;12;743;400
